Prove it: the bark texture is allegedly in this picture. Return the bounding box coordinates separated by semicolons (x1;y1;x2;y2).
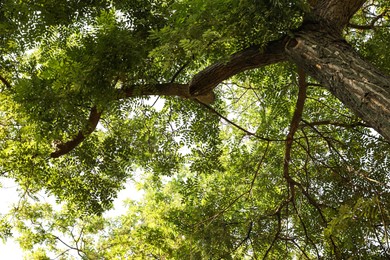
286;30;390;141
189;39;287;96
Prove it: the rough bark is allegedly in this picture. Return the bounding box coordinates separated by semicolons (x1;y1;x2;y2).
306;0;366;34
189;38;287;96
285;30;390;141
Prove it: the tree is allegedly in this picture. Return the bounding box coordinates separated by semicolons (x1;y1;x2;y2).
0;0;389;258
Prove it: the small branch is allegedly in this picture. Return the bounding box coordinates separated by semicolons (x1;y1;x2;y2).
234;222;253;251
50;106;101;158
199;102;285;142
170;61;191;83
249;142;271;195
0;74;11;89
51;234;85;256
348;11;388;30
300;120;370;129
263;212;282;259
292;198;320;258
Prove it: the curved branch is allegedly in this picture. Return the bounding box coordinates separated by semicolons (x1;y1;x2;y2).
189;38;287;96
50;107;101;158
283;67;308;184
56;38;287;157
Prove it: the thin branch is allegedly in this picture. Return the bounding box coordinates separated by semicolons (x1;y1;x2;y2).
53;248;72;260
234;222;253;251
300;120;370;129
290;239;311;260
292;199;320;258
249;142;271;195
51;234;85;256
263;212;282;259
170;61;191;83
348;10;388;30
199;102;285;142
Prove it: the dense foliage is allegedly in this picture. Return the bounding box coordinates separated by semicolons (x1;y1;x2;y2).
0;0;389;259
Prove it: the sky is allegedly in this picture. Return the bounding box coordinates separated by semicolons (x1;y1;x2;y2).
0;98;161;258
0;178;142;259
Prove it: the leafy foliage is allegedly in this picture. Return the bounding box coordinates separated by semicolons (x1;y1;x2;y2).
0;0;389;259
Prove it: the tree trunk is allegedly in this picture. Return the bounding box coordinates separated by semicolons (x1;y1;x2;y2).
286;29;390;141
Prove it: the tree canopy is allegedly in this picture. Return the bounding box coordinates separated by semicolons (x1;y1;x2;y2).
0;0;390;259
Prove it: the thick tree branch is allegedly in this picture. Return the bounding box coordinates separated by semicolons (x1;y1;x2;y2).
286;28;390;142
189;38;287;96
50;107;101;158
49;38;289;158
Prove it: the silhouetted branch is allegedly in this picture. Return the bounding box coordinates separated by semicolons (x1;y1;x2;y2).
300;120;370;128
199;102;285;142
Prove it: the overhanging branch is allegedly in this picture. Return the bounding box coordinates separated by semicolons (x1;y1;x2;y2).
49;38;288;158
51;18;375;157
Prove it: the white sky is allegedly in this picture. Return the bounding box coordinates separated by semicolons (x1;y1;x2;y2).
0;179;24;259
